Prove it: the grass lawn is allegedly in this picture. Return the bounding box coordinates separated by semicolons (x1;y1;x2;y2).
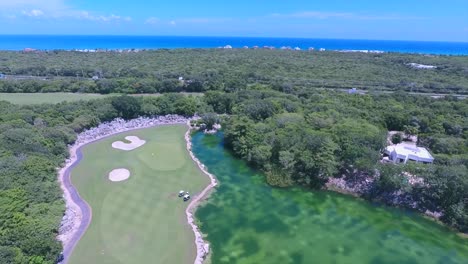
0;92;114;104
68;125;210;264
0;92;203;105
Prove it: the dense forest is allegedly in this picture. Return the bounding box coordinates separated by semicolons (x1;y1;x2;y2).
0;49;468;94
1;91;467;263
202;89;467;233
0;94;202;263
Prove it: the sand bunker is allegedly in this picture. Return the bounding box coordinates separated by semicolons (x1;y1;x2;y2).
112;136;146;151
108;168;131;182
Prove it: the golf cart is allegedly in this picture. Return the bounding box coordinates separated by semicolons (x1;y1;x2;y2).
178;190;185;197
183;193;191;201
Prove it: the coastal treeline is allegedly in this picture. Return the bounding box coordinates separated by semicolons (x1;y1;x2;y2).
203;90;468;232
0;49;467;94
0;94;201;263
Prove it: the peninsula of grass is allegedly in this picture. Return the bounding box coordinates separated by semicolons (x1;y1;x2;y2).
68;124;210;264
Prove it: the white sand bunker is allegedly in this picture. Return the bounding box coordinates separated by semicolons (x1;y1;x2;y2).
108;168;131;182
112;136;146;151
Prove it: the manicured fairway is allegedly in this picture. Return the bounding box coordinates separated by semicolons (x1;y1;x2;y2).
68;125;210;264
0;92;203;105
0;92;113;104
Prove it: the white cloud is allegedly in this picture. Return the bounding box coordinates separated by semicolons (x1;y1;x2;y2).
0;0;66;12
271;11;426;20
83;12;132;22
145;17;159;25
0;0;64;8
19;9;132;22
177;17;233;24
1;0;131;23
22;9;44;17
157;17;232;27
272;11;352;19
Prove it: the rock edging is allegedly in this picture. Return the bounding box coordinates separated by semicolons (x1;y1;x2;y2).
184;120;218;264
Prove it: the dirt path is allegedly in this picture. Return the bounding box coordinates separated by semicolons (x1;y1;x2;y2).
58;143;92;263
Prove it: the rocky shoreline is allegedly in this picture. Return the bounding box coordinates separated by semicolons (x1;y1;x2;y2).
326;171;443;219
184;120;219;264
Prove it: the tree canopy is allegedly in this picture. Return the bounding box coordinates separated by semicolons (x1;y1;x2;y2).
1;49;467;94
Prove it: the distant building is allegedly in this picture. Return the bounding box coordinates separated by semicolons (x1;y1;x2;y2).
92;75;99;80
384;144;434;164
407;63;437;69
348;88;357;94
23;48;37;53
0;73;4;79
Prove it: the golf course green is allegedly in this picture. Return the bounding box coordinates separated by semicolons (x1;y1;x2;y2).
68;125;210;264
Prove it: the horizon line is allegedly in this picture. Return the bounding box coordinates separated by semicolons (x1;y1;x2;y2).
0;34;467;44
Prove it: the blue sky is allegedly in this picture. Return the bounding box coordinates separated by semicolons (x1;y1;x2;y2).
0;0;467;41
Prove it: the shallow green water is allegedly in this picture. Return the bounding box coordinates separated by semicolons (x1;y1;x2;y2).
192;132;468;264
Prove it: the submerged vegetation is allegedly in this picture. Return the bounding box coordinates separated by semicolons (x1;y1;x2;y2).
0;49;467;263
193;131;468;264
214;89;467;233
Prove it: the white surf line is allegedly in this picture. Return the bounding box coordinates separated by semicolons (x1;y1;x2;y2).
184;121;218;264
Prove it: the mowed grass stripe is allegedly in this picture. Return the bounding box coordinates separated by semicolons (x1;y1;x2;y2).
68;125;210;264
0;92;112;104
0;92;202;105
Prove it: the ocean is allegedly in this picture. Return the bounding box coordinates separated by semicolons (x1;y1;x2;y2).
0;35;467;55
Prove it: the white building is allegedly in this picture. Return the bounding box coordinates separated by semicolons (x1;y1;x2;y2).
407;63;437;69
348;88;357;94
384;144;434;164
